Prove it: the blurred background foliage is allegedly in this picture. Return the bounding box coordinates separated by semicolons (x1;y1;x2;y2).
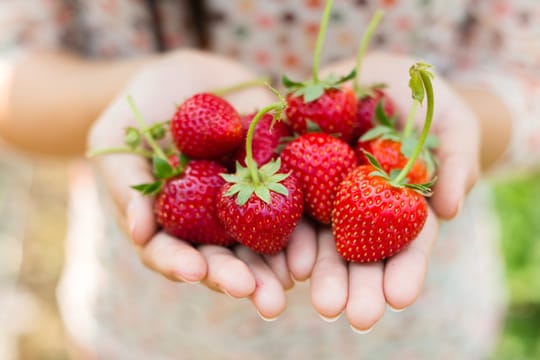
492;171;540;359
1;160;539;359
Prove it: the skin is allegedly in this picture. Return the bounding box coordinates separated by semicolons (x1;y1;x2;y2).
0;49;511;328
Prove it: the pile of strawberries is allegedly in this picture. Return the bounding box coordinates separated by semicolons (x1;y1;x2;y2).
97;4;437;263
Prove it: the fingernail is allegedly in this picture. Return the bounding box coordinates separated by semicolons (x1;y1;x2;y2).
319;313;341;323
218;285;235;298
350;325;374;335
173;271;201;284
256;310;278;322
387;304;407;313
127;199;137;238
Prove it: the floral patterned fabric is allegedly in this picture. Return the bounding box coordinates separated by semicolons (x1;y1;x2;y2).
2;0;540;359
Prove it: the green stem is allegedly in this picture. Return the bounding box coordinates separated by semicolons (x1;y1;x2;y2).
86;147;154;158
312;0;334;83
127;96;167;159
402;100;418;138
392;71;434;185
245;103;285;185
211;77;271;97
354;10;384;93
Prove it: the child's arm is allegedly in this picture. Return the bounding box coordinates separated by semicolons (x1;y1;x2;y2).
0;51;154;155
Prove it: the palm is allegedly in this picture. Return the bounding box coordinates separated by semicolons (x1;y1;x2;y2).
286;52;481;331
88;50;317;319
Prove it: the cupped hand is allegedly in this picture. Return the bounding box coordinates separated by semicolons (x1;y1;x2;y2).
87;50;317;319
287;52;480;331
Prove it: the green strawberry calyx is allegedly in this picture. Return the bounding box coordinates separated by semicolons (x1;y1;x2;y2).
221;89;291;206
366;62;438;196
282;0;356;103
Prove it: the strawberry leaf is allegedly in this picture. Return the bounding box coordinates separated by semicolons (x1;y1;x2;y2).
282;74;304;89
131;181;163;196
359;125;395;142
306;119;323;133
369;170;389;180
331;69;356;85
267;182;289;196
363;150;386;174
255;186;271;204
237;186;255;206
404;183;433;197
153;156;175;179
302;84;325;103
375;99;395;127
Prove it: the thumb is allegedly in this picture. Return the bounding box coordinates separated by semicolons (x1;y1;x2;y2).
93;153;157;246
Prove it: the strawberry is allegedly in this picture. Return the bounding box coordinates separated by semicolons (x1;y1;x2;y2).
282;0;357;143
354;89;396;141
217;97;303;255
280;133;357;224
217;172;303;254
155;159;235;246
235;112;292;167
284;86;358;142
332;165;428;262
332;62;438;263
170;93;243;159
356;138;428;184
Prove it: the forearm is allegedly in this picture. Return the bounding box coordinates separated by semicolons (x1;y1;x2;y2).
0;51;156;156
455;86;512;172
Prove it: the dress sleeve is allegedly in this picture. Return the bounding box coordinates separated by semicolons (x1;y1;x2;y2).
449;0;540;174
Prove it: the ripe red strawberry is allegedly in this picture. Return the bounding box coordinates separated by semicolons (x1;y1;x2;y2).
217;174;303;255
354;89;396;141
235;112;292;166
217;96;303;255
333;61;438;263
356;138;429;184
332;165;428;262
154;160;235;246
171;93;243;159
280;133;357;224
285;86;358;142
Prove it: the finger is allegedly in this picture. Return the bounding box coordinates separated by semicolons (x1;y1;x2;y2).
96;154;157;245
199;245;256;298
286;218;318;282
264;252;295;290
139;231;207;283
383;208;439;310
310;227;348;321
346;262;386;333
236;246;287;321
429;105;480;219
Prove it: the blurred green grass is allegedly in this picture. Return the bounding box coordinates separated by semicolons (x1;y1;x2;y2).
492;171;540;359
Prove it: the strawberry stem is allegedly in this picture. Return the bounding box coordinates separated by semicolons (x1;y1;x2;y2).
312;0;333;84
211;77;272;97
353;10;384;94
245;102;286;185
392;64;434;186
86;147;154;158
127;96;168;160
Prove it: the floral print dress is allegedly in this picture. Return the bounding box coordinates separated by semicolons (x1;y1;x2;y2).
2;0;540;359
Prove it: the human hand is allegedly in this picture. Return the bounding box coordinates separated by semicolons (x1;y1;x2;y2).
288;52;480;331
87;50;317;319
